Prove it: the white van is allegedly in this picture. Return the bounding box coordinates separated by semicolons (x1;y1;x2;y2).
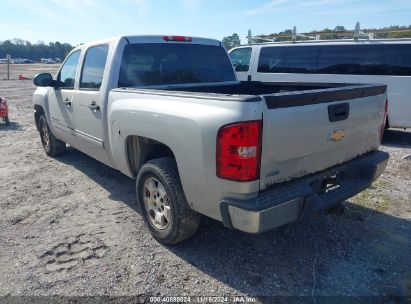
229;39;411;129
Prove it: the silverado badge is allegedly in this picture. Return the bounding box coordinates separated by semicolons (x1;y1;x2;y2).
328;129;347;142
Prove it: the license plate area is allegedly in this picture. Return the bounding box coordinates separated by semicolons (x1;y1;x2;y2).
318;172;342;194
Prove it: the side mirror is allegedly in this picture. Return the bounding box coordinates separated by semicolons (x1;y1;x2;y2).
33;73;54;87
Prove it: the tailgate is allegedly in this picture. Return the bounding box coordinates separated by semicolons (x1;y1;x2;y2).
260;84;387;190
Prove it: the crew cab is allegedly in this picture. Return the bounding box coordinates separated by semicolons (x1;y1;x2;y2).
33;35;389;244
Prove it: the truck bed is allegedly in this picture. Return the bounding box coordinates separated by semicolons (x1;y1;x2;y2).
151;81;387;189
118;81;385;106
158;81;366;96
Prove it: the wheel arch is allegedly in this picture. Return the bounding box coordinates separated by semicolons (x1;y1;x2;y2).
125;135;176;178
34;105;45;131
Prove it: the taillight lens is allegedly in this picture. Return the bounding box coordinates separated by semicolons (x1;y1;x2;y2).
379;98;388;141
216;120;262;182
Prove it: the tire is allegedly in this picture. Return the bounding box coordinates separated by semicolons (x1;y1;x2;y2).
136;157;200;244
38;114;66;156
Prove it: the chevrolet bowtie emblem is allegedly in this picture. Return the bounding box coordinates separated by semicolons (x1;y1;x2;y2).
328;129;347;142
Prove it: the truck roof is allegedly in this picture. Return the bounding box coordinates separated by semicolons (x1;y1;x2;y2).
76;35;222;50
125;35;221;46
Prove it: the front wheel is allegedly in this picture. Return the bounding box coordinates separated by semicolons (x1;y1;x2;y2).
136;158;200;244
38;114;66;156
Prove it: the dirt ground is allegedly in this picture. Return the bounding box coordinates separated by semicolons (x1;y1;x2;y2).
0;64;410;302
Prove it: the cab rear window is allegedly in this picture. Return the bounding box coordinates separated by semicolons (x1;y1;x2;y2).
118;43;236;87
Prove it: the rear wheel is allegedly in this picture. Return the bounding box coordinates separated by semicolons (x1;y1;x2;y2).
136;158;200;244
38;114;66;156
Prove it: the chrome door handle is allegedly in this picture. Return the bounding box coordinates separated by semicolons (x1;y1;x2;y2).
88;101;100;111
63;98;71;106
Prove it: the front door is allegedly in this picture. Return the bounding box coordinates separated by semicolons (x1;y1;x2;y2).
48;50;81;139
73;44;109;149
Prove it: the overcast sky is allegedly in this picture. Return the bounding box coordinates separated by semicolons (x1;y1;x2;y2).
1;0;411;45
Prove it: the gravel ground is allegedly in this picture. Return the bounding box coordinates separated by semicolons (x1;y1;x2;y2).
0;64;410;303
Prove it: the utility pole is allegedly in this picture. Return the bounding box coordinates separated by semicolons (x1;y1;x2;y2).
6;54;11;80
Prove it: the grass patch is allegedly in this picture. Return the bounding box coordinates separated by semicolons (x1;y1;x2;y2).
350;178;390;213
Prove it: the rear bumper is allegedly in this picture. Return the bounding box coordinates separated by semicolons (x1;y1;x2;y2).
220;150;389;233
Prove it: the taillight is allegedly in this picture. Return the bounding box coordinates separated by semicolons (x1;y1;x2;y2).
216;120;262;182
379;98;388;141
162;35;192;42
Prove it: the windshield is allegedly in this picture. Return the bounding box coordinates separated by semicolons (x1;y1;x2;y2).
118;43;236;87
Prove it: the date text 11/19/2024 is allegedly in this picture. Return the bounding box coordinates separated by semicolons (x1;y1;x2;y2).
149;296;257;303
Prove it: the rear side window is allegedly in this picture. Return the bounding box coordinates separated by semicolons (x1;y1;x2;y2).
59;50;81;89
258;46;320;73
80;44;109;90
229;48;252;72
118;43;236;87
257;44;411;76
317;44;411;76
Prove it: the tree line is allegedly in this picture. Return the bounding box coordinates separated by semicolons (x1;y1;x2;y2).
0;38;73;61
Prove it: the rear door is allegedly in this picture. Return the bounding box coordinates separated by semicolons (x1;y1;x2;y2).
73;44;109;148
49;50;81;139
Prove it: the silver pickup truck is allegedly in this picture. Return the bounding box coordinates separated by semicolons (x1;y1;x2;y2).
33;35;389;244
